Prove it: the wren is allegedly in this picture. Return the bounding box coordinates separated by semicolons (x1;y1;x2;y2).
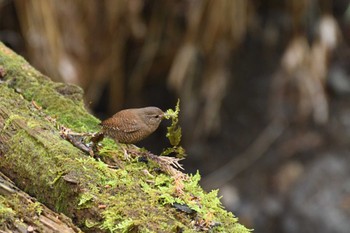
100;107;164;144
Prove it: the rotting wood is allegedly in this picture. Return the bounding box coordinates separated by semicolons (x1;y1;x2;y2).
0;171;82;233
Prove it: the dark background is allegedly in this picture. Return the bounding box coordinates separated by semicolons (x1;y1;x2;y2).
2;1;350;232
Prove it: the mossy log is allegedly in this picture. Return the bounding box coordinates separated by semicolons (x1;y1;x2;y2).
0;42;250;233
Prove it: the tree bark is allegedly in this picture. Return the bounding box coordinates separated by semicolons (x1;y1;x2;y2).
0;42;249;233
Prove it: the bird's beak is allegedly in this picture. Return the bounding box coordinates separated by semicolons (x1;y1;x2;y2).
162;112;169;119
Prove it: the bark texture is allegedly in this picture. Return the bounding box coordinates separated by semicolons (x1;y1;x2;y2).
0;172;82;232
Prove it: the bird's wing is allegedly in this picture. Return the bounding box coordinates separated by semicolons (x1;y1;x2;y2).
119;118;141;133
102;117;141;133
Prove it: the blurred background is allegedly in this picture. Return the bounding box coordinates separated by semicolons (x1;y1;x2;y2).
1;0;350;232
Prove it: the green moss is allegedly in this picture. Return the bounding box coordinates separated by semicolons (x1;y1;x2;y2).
98;138;123;157
101;215;134;233
0;43;100;132
30;201;43;215
0;196;15;224
0;194;47;230
85;219;99;228
94;160;244;232
78;192;95;208
162;99;186;158
164;99;182;146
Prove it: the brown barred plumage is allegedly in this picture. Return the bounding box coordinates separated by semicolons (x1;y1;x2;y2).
100;107;164;144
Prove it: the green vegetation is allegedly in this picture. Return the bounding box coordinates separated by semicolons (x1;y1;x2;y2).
162;99;186;158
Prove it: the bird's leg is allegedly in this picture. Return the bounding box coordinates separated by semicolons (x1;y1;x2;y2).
118;144;138;161
123;145;131;161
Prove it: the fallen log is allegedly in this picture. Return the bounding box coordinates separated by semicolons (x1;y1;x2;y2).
0;42;249;232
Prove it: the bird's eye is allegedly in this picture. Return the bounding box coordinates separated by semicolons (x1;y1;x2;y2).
155;115;159;118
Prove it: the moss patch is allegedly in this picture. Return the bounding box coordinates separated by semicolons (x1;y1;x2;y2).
0;43;99;132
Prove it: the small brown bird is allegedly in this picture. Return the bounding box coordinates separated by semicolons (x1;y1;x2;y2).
100;107;164;144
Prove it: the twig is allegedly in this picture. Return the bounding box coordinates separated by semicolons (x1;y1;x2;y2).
137;150;186;178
